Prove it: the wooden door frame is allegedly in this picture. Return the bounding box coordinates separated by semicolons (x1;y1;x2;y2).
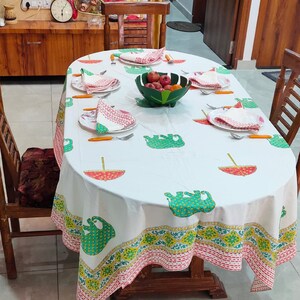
192;0;206;27
231;0;252;68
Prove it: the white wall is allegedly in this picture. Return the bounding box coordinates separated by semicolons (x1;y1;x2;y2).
176;0;193;13
243;0;260;61
172;0;193;21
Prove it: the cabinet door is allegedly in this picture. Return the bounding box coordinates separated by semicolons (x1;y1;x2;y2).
45;35;74;75
23;34;47;76
203;0;240;66
0;34;25;76
72;34;103;60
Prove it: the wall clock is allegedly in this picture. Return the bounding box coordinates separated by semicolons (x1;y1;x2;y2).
50;0;73;23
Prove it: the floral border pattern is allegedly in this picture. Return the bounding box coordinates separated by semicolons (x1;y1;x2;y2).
51;193;297;299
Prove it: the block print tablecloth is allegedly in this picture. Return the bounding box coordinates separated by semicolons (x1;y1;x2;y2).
52;49;298;300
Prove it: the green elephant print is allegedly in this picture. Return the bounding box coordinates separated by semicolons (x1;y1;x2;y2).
119;48;144;53
65;97;73;107
82;216;116;255
165;190;216;217
235;98;258;108
64;138;73;153
124;66;152;74
268;134;289;148
144;134;185;149
216;66;231;74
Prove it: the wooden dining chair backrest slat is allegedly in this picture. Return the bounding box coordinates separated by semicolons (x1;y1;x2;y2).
0;113;21;189
101;1;170;50
269;48;300;193
297;153;300;193
0;87;60;280
269;49;300;144
0;84;4;114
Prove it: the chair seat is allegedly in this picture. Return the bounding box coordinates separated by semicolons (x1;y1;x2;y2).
17;148;60;208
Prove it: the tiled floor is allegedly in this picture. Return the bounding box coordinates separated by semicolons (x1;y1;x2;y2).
0;4;299;300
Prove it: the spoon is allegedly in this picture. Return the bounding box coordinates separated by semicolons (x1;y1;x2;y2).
230;132;272;139
110;54;116;65
201;89;234;95
73;92;111;99
72;70;106;77
206;104;232;110
165;54;174;64
200;89;218;95
88;133;134;142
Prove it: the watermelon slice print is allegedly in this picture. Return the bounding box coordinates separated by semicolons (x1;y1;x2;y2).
219;153;257;176
84;157;125;181
193;119;211;125
194;109;212;125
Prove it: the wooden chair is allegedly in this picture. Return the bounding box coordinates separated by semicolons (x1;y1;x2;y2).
0;84;4;113
269;48;300;193
101;0;170;50
296;159;299;194
0;96;60;279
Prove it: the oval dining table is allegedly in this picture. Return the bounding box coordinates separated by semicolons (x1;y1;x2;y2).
52;49;298;300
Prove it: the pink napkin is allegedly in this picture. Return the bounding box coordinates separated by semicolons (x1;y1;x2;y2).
213;104;264;131
120;48;165;64
96;99;135;134
82;73;119;93
189;69;222;89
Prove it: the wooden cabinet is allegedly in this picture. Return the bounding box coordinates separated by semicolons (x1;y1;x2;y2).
0;21;116;76
45;34;74;75
0;34;25;76
23;34;47;76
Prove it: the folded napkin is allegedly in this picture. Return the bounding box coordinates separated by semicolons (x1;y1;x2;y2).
189;69;222;89
96;99;135;134
213;104;263;131
120;47;165;64
81;72;119;94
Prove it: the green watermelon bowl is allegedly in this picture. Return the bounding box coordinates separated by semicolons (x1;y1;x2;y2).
135;72;191;107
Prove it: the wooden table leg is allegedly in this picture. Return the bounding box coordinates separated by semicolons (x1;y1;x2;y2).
111;257;227;299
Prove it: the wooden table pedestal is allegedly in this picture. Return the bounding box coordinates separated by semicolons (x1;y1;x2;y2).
111;257;227;299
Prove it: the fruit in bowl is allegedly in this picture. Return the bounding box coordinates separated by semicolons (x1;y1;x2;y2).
135;72;191;107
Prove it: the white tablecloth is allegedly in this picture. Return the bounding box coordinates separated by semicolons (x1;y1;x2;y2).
52;49;298;300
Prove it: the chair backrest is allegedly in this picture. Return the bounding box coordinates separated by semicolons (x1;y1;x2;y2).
101;0;170;50
269;49;300;194
0;112;21;192
269;49;300;145
0;84;4;114
297;154;300;194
